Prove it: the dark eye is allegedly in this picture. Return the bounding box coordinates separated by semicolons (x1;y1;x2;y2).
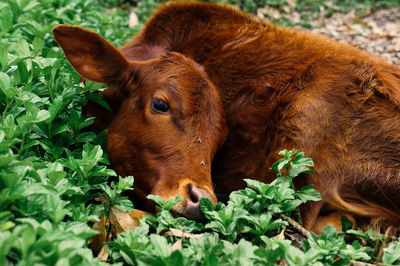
151;99;170;113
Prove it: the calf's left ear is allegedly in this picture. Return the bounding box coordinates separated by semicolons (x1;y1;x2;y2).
53;25;130;85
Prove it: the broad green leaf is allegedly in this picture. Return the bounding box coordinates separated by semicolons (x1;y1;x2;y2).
66;222;99;239
382;242;400;265
288;164;315;178
340;215;354;231
49;122;69;137
162;196;184;210
99;183;116;203
0;221;15;231
0;72;14;99
47;96;63;123
114;197;134;213
112;175;134;194
86;92;112;112
147;194;164;206
33;57;57;69
199;197;215;213
14;39;30;58
0;4;13;33
1;169;24;187
0;231;16;263
282;199;302;212
47;162;67;186
32;37;44;54
295;185;321;203
284;245;307;265
0;149;15;168
35;110;51;123
46;195;69;224
0;42;9;71
150;234;171;257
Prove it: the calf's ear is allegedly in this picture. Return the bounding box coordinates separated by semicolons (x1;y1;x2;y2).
53;25;130;84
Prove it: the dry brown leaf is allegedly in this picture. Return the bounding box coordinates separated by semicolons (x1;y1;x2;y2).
286;0;296;8
97;244;109;262
171;239;183;252
110;207;138;235
350;260;380;266
279;259;287;266
271;226;286;241
283;6;291;14
286;231;305;249
90;212;107;256
170;227;186;252
256;9;265;20
95;196;108;203
165;228;203;239
343;21;352;30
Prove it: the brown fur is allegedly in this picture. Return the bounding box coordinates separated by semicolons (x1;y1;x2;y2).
53;2;400;231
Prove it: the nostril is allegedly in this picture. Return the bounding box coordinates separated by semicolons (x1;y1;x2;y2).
188;184;201;204
184;184;217;220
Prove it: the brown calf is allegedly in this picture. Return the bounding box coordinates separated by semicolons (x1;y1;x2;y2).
53;2;400;231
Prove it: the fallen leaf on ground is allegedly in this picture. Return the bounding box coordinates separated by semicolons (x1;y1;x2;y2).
271;226;286;241
110;207;138;235
165;228;203;239
171;239;183;252
97;244;109;262
90;212;107;255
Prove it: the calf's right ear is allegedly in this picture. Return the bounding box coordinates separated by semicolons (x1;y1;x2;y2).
53;25;130;85
53;25;130;131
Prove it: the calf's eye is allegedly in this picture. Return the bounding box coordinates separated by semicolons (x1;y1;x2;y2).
151;99;170;113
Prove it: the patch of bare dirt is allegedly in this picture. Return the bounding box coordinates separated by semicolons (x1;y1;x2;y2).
258;7;400;66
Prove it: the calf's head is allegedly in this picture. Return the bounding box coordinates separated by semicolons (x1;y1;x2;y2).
53;25;228;219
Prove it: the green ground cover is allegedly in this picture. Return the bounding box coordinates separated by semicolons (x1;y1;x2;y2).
1;0;400;265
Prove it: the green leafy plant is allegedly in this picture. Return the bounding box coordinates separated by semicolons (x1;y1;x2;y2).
0;0;134;264
107;150;378;265
2;0;400;265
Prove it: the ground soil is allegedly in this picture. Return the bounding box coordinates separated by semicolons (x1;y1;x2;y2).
258;6;400;66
